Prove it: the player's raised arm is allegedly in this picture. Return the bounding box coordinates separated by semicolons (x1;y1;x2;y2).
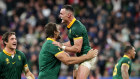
53;37;83;53
55;49;98;65
121;64;129;79
65;37;83;53
24;65;35;79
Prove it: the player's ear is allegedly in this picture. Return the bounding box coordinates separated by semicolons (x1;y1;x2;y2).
128;49;132;54
4;41;8;45
68;13;71;18
54;31;58;37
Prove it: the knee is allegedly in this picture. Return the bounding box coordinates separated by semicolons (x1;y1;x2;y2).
77;75;87;79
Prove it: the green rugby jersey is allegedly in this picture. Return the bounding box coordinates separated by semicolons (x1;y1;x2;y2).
39;38;63;79
113;55;132;79
0;49;28;79
67;18;91;56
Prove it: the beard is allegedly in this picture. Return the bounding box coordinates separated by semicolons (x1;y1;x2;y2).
56;35;61;40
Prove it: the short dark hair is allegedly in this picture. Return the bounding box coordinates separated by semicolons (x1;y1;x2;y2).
2;32;16;46
124;46;133;53
44;22;57;38
62;5;74;13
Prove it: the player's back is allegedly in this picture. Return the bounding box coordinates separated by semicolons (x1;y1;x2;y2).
113;55;132;79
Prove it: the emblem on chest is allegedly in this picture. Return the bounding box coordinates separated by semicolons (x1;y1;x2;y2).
18;55;21;60
6;58;10;64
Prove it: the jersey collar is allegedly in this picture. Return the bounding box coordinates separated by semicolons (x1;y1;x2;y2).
3;49;16;56
47;38;55;41
123;55;130;59
67;18;76;29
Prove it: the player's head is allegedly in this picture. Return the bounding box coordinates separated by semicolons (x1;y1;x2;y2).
45;22;61;39
124;46;136;59
59;5;74;23
2;32;17;49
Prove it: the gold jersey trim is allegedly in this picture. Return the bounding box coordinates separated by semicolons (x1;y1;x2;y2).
24;64;28;67
123;55;130;59
55;51;64;56
67;18;76;29
47;38;55;41
122;63;129;69
73;37;83;40
3;49;16;56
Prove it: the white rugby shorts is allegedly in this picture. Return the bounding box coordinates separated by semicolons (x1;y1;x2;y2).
74;57;97;70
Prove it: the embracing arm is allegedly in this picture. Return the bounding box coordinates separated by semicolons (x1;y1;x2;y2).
121;64;129;79
55;49;98;65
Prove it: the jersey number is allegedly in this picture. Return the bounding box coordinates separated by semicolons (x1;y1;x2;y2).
113;63;118;76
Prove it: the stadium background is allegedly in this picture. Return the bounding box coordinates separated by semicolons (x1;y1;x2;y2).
0;0;140;79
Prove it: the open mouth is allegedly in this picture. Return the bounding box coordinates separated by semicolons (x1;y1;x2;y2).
60;18;64;23
12;43;17;46
62;20;64;23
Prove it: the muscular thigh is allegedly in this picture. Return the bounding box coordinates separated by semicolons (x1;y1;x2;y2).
76;65;90;79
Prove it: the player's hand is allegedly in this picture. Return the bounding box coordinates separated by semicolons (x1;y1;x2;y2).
53;41;62;48
87;49;98;59
27;76;35;79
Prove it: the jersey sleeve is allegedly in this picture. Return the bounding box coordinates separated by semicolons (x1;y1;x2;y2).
21;52;28;68
49;45;64;57
121;58;131;69
71;27;83;39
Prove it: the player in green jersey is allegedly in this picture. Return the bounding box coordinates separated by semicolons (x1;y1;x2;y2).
0;32;35;79
38;23;98;79
113;46;136;79
53;5;98;79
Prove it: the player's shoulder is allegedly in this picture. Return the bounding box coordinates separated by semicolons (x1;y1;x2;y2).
43;40;58;50
49;43;59;50
15;49;25;56
44;40;53;46
121;57;131;64
41;40;51;49
73;20;86;30
122;57;131;61
16;49;22;53
74;20;85;27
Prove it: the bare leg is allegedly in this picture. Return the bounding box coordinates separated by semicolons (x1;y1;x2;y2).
73;69;77;79
76;65;90;79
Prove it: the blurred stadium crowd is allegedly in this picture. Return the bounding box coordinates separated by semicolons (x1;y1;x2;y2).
0;0;140;79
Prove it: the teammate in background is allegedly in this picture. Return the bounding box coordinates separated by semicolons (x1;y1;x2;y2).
113;46;136;79
38;23;98;79
53;5;98;79
0;32;35;79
